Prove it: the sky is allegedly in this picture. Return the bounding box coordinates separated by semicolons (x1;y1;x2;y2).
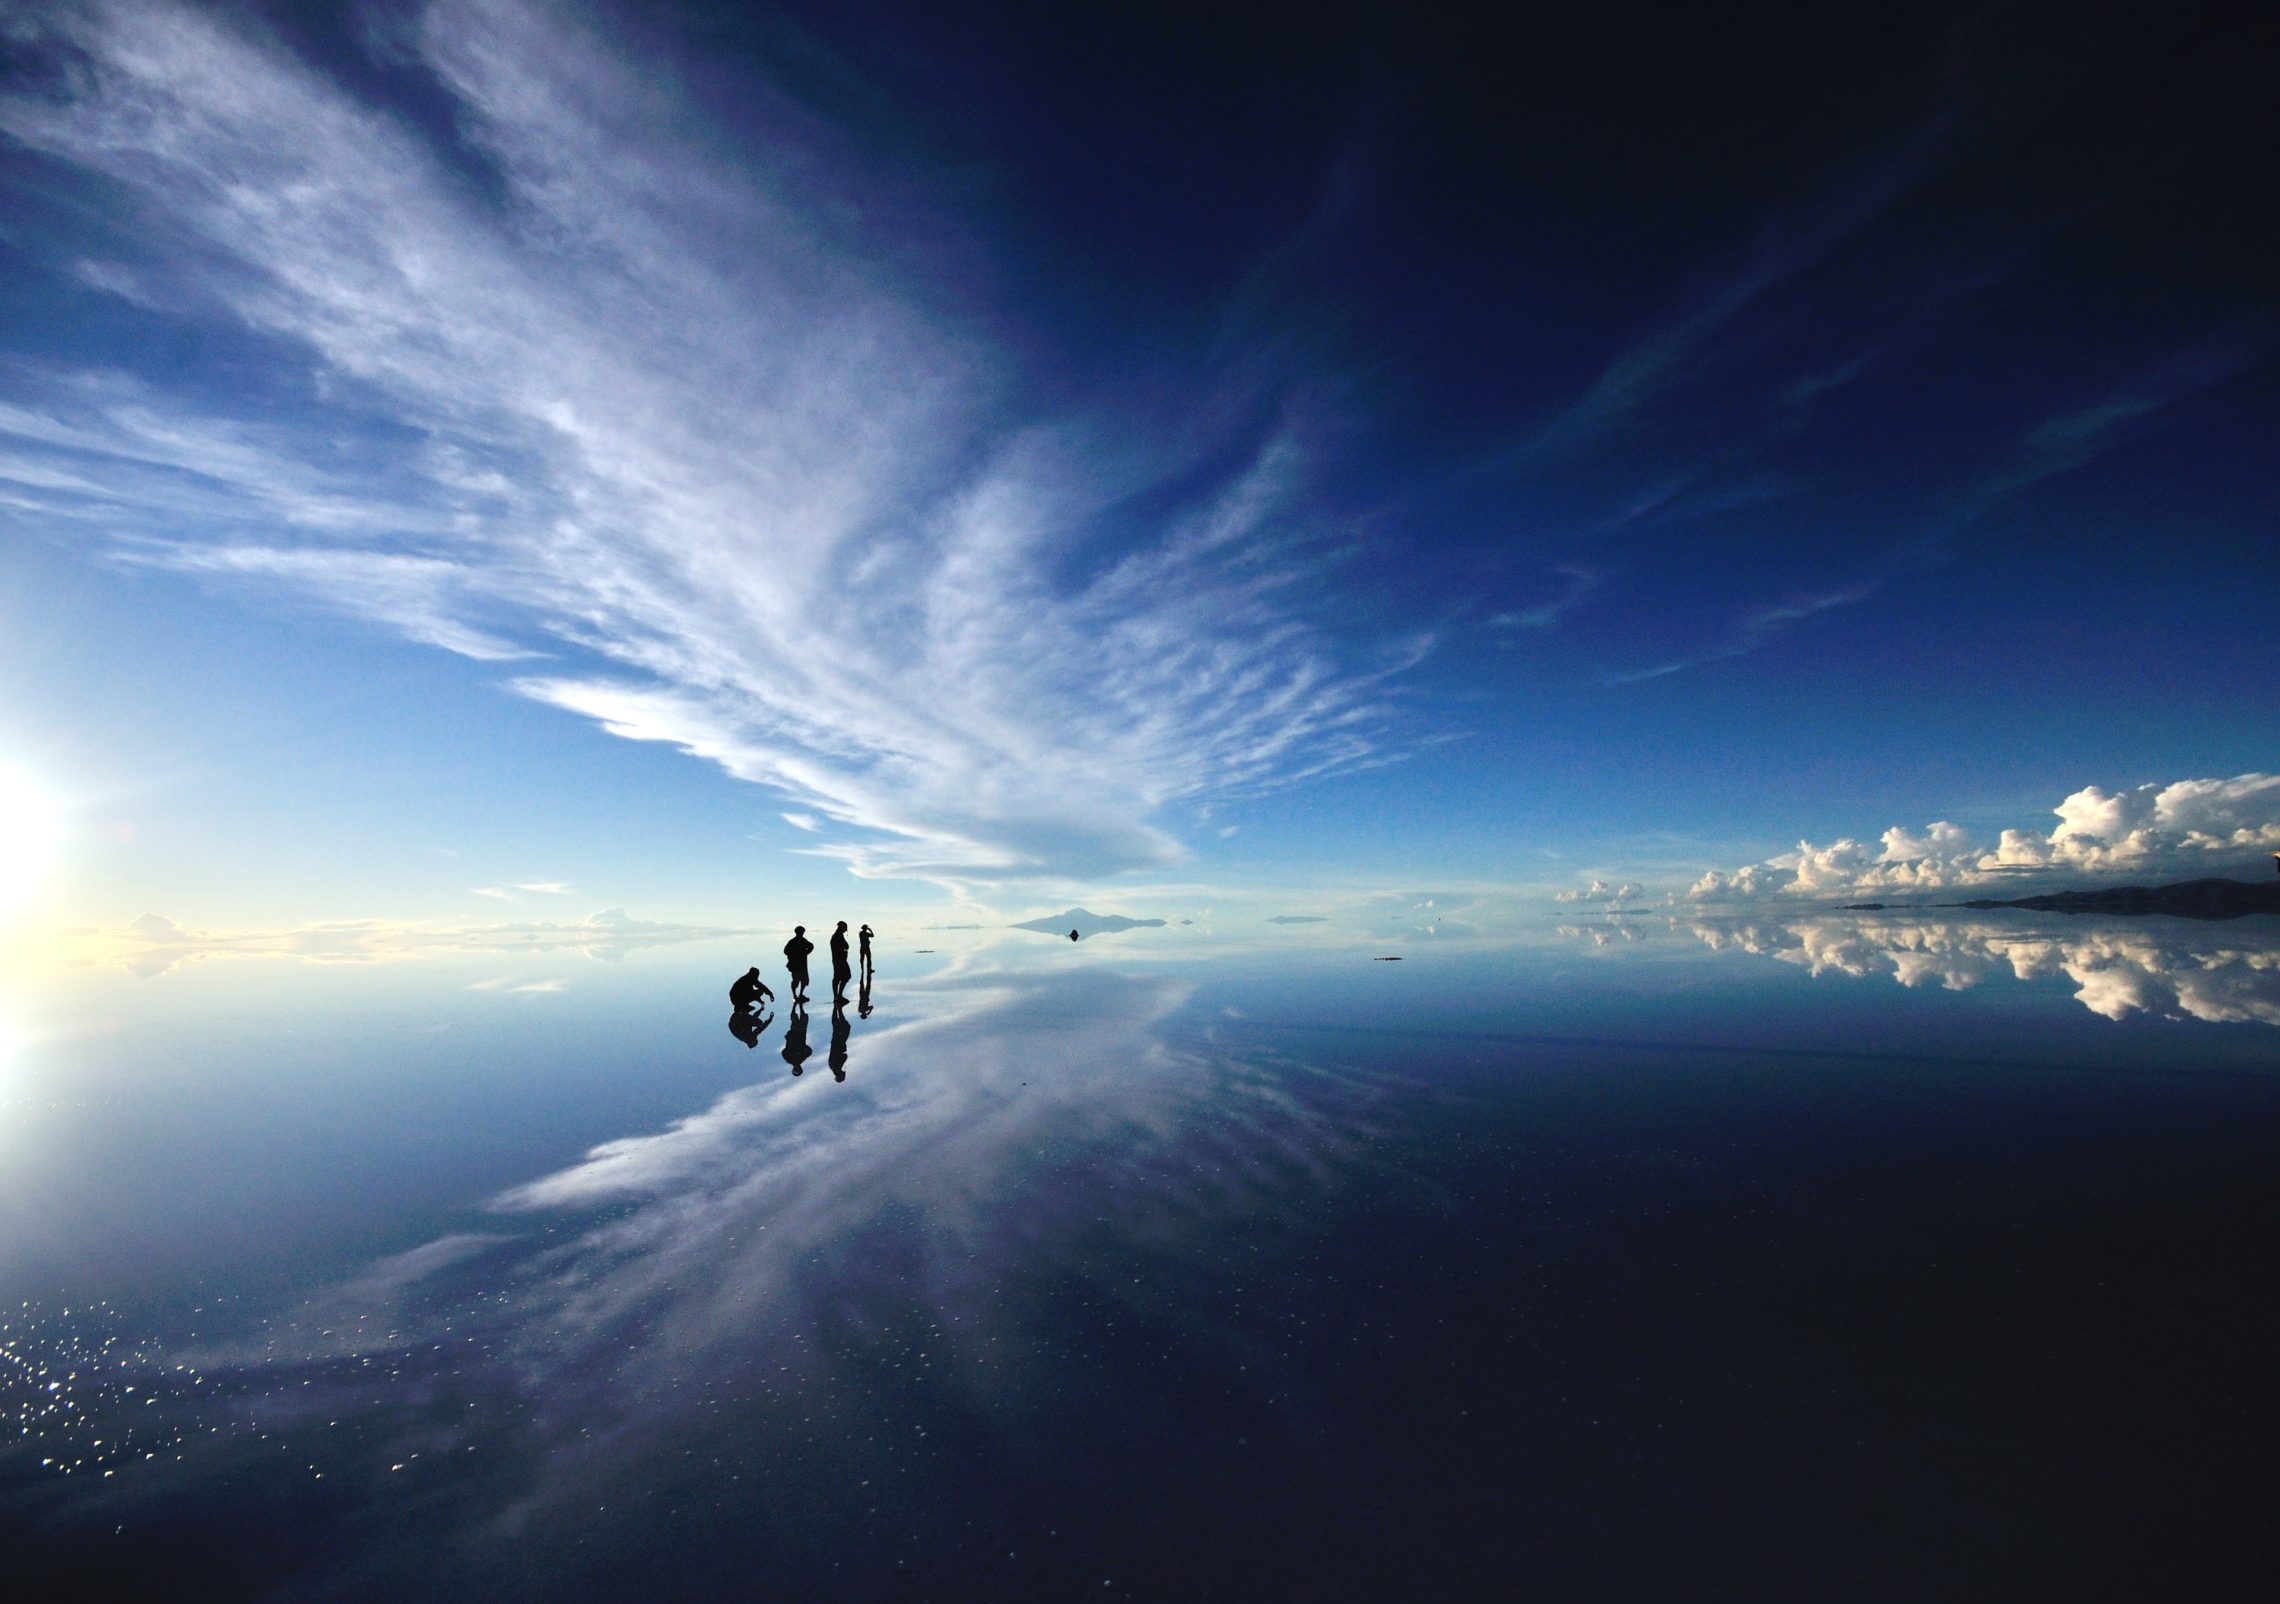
1;0;2276;941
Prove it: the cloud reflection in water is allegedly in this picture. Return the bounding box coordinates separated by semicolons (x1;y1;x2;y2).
34;961;1394;1558
1685;914;2280;1025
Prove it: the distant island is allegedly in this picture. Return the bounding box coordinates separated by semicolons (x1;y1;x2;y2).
1010;907;1168;937
1948;876;2280;920
1267;915;1327;925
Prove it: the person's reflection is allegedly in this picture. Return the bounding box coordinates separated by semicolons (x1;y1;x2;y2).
856;970;873;1019
780;1003;813;1077
828;1000;852;1081
728;1009;764;1049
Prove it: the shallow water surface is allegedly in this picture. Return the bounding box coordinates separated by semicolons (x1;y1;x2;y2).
4;919;2277;1598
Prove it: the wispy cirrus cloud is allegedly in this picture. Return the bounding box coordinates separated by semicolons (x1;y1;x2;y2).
1518;119;1953;463
1489;563;1600;633
0;0;1421;887
1604;581;1883;684
2014;327;2277;476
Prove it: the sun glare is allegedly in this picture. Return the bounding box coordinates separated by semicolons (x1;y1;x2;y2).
0;765;66;917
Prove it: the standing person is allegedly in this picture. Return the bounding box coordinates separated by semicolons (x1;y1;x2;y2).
829;920;853;1006
783;925;814;1003
858;922;874;979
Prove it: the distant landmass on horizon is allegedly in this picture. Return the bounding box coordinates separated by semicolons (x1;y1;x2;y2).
1010;908;1168;936
1841;876;2280;920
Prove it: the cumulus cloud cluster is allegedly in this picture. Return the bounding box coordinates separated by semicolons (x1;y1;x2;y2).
1554;877;1644;906
1685;915;2280;1026
1689;773;2280;901
0;0;1417;887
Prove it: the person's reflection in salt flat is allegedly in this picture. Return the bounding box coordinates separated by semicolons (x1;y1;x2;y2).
857;970;873;1019
828;1000;852;1081
781;1003;813;1077
728;964;774;1049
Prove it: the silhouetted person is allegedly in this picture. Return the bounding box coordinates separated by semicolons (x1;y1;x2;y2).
829;920;852;1004
781;1002;812;1076
784;925;815;1003
858;922;874;977
729;966;773;1012
728;1010;762;1049
828;1000;851;1082
857;970;873;1019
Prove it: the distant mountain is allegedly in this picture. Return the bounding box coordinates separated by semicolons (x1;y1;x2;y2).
1952;876;2280;920
1010;907;1167;937
1267;915;1327;925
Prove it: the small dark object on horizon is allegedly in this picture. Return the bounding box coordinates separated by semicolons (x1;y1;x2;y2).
1842;902;1887;910
1375;955;1403;961
1070;928;1079;941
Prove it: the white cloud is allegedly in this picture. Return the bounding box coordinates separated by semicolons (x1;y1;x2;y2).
1521;121;1947;459
0;0;1419;888
1553;877;1643;906
1607;581;1881;684
1490;564;1599;632
1689;773;2280;901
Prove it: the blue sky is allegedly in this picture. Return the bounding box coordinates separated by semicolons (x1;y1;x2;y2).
2;0;2276;934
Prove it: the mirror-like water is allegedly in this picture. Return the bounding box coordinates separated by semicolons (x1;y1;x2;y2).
4;920;2276;1597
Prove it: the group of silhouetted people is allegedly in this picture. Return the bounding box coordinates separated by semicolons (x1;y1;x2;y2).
779;919;873;1005
727;921;875;1078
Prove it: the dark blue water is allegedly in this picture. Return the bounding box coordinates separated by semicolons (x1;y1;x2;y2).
5;916;2278;1598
